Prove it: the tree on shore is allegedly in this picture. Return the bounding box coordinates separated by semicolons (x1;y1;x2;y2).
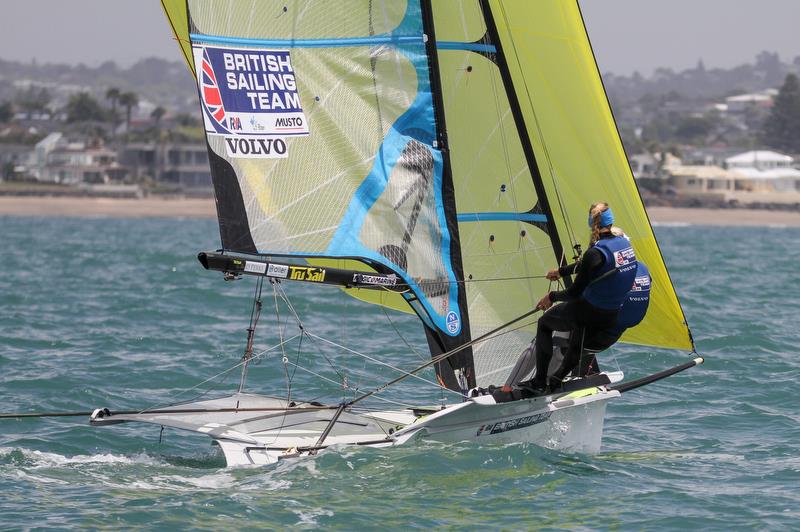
118;91;139;137
762;74;800;152
105;87;120;120
0;101;12;123
16;87;51;116
64;92;107;123
150;106;166;128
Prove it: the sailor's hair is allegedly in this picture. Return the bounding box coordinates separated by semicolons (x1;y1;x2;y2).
589;202;610;244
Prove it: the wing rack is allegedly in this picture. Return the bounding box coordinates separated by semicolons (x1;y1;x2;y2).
197;251;402;289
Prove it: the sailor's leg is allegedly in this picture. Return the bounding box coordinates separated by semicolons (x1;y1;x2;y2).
549;330;572;375
528;302;577;387
504;339;537;387
550;328;585;384
578;329;623;375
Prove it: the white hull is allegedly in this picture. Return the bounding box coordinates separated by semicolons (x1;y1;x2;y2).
93;384;619;466
224;390;616;466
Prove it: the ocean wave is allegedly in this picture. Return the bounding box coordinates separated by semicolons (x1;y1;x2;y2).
0;447;161;468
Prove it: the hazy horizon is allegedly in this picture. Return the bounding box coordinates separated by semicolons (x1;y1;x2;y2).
1;1;799;76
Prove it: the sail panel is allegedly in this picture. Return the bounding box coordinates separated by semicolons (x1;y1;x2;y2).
488;0;692;350
189;0;409;41
431;1;486;43
432;3;559;385
182;0;467;338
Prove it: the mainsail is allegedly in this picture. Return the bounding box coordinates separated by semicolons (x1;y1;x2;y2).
162;0;693;390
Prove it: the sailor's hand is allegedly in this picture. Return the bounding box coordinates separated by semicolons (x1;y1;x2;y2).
546;269;560;281
536;292;553;311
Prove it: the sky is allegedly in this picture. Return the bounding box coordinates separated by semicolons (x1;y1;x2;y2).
0;1;798;76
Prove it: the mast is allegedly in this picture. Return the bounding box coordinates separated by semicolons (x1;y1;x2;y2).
420;0;476;391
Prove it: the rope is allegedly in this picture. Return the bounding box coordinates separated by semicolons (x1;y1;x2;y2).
274;281;346;383
350;307;543;407
304;332;463;398
283;360;418;410
136;334;302;414
493;3;579;251
380;302;427;362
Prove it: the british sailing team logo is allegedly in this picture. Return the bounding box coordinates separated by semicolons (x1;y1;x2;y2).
200;48;229;134
193;44;310;158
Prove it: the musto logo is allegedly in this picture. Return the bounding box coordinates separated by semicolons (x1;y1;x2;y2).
193;44;310;159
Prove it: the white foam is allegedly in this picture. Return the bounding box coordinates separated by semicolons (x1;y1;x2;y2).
651;221;691;227
290;508;334;526
14;469;69;485
156;472;236;489
0;447;160;468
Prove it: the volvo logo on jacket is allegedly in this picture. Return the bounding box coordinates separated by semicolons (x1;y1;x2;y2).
614;261;651;331
583;236;638;310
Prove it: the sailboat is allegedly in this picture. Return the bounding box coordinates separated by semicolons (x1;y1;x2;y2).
89;0;702;466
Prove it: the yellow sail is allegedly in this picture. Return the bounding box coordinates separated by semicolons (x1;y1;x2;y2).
160;0;194;75
487;0;692;350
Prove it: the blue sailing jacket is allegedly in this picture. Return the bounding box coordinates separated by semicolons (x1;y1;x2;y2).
582;235;638;310
615;261;651;330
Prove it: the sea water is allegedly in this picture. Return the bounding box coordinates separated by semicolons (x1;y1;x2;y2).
0;216;798;529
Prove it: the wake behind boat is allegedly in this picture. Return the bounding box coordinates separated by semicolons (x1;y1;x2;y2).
1;1;704;467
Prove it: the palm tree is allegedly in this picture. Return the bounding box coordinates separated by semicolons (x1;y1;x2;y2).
118;91;139;140
105;87;120;120
150;106;166;129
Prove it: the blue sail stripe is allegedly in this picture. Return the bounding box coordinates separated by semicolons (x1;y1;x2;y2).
189;33;496;52
190;33;423;48
437;42;497;52
457;212;548;223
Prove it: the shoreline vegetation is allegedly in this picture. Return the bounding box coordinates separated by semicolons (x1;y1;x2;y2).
1;196;799;227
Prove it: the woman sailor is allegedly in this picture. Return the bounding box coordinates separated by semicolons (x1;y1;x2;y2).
505;202;638;393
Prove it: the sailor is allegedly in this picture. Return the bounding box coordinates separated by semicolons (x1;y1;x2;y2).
577;261;651;375
508;202;638;394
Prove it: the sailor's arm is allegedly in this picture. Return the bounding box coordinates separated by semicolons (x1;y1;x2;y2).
546;261;579;280
548;248;604;303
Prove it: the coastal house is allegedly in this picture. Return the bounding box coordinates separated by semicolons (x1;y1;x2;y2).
724;91;774;114
0;143;33;180
724;150;800;192
663;164;741;193
120;142;211;188
30;133;126;184
629;153;659;179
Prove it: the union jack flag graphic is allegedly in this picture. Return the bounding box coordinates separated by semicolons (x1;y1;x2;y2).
200;47;228;133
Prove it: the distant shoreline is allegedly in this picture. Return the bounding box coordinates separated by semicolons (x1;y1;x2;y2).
1;196;799;227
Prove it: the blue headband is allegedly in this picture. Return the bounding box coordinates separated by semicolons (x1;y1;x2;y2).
588;208;614;228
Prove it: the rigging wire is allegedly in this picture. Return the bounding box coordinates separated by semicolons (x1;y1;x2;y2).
273;281;346;383
478;4;540;306
283;359;418;410
351;306;543;407
304;332;463;398
493;3;581;254
353;291;372;399
272;279;293;405
238;276;265;393
272;282;459;406
136;334;303;414
380;302;428;363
